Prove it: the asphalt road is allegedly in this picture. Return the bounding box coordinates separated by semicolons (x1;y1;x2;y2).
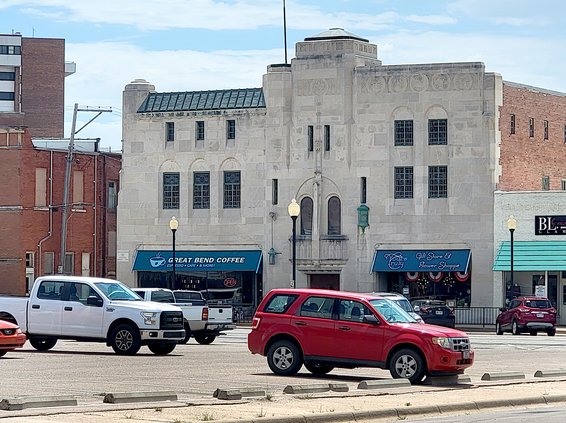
1;328;565;404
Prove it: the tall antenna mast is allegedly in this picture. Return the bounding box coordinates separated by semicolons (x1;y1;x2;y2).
283;0;288;64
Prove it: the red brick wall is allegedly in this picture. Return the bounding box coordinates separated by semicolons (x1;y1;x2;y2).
499;83;566;191
21;37;65;138
0;129;121;295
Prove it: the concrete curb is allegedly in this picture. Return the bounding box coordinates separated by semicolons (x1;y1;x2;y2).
215;394;566;423
0;396;77;410
103;391;178;404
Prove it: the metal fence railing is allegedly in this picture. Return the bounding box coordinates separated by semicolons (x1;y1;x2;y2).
454;307;500;327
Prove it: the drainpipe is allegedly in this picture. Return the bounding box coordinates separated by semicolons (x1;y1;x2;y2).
37;151;54;275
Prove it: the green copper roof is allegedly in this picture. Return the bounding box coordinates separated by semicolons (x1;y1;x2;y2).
137;88;265;113
493;241;566;271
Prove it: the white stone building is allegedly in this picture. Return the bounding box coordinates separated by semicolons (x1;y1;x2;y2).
117;29;502;312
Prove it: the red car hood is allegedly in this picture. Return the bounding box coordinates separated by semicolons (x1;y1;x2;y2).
0;320;19;330
397;322;469;338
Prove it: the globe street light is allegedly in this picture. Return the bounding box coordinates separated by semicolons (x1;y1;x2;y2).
507;215;517;289
169;216;179;290
288;199;300;288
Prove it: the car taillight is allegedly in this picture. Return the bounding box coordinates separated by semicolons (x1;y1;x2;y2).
550;309;557;314
202;307;209;321
518;308;529;313
251;317;261;330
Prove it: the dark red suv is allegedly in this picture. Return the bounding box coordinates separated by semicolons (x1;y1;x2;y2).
248;289;474;384
496;297;557;336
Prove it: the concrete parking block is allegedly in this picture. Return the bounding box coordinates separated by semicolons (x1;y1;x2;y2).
480;371;525;381
213;387;266;400
534;369;566;378
0;395;77;410
357;379;411;389
283;384;331;394
424;375;472;386
103;391;177;404
329;383;349;392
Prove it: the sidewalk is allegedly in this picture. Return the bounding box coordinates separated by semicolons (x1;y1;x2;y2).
3;378;566;422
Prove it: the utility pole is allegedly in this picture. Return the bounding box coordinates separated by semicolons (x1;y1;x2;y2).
58;104;113;274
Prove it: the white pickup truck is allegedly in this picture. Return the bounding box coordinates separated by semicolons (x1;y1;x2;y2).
0;276;185;356
133;288;234;345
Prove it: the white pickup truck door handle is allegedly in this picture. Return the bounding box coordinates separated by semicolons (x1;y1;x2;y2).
31;304;40;309
64;306;73;311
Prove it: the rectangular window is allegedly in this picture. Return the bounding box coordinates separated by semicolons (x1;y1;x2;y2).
529;117;535;137
544;120;549;140
35;168;47;207
166;122;175;142
108;181;117;210
428;119;448;145
72;170;84;207
510;114;516;135
394;167;413;199
562;180;566;191
429;166;448;198
307;125;314;152
324;125;330;151
193;172;210;209
226;120;236;140
64;253;74;275
25;252;34;268
0;72;16;81
196;121;205;141
542;176;550;190
44;252;55;275
223;171;241;209
394;120;414;146
272;179;278;205
0;92;15;101
0;45;21;55
163;172;180;209
360;177;367;204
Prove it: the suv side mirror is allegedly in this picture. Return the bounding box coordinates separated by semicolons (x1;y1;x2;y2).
413;305;420;312
499;307;507;312
87;296;103;307
363;315;380;325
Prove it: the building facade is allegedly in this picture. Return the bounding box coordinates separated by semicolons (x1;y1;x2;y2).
118;29;502;311
0;33;120;295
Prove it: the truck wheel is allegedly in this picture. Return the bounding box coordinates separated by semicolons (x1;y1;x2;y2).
147;342;177;355
389;348;426;384
267;340;302;376
194;334;216;345
110;324;141;355
29;336;58;351
180;324;191;344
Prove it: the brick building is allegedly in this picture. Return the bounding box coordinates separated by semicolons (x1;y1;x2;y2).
498;82;566;191
0;34;120;295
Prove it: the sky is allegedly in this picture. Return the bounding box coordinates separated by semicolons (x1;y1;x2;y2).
3;0;566;151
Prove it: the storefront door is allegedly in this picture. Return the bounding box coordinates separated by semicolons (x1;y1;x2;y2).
309;274;340;290
560;280;566;325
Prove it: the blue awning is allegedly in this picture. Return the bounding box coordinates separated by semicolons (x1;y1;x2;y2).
133;250;262;273
372;249;471;273
493;241;566;271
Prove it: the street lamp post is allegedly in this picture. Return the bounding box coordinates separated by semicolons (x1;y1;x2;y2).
507;215;517;288
169;216;178;290
288;199;300;288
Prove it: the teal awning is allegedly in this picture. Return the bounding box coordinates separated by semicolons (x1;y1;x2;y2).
493;241;566;271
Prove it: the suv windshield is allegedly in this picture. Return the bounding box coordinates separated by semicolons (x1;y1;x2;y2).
370;298;417;323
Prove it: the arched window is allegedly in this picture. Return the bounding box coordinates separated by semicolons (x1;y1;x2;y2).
300;197;313;236
328;196;341;235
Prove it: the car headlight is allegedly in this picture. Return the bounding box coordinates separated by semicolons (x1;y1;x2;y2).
431;337;451;349
141;312;158;325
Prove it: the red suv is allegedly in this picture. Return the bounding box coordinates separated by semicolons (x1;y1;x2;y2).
496;297;557;336
248;289;474;384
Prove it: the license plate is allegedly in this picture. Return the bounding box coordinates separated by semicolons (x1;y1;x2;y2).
435;310;443;315
462;351;470;359
536;313;544;318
